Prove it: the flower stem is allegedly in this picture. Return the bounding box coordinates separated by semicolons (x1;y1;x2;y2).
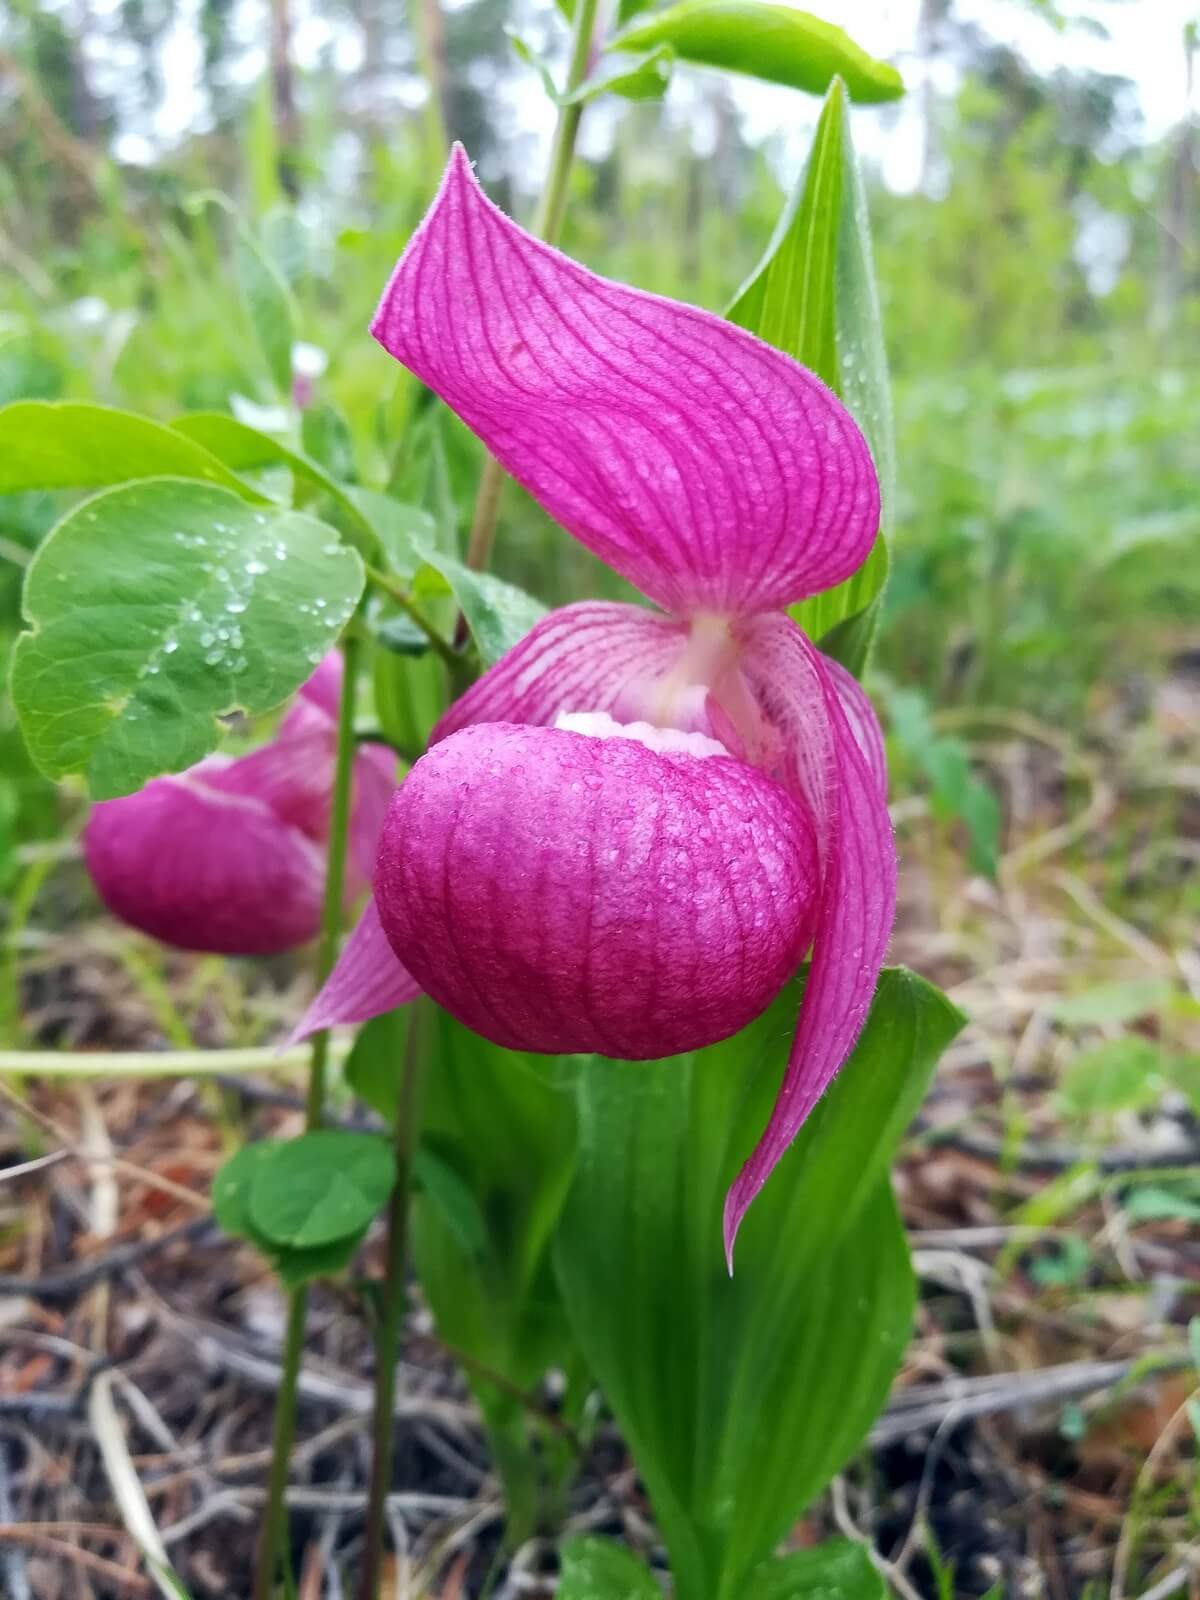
463;0;602;574
364;562;462;669
253;629;364;1600
358;1000;428;1600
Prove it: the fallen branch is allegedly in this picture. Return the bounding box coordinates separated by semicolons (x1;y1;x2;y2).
869;1353;1189;1447
0;1216;217;1299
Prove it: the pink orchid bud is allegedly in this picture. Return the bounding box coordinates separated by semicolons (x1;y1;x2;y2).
84;655;394;957
300;148;897;1258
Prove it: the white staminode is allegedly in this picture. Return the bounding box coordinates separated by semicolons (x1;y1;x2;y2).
555;711;729;760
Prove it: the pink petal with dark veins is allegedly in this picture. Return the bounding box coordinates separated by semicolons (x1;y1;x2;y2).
374;720;820;1059
84;771;325;956
720;614;896;1265
289;895;422;1042
433;601;689;743
372;147;879;618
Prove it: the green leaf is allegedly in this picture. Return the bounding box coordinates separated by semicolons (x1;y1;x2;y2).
412;1011;582;1541
414;1141;487;1258
554;969;962;1600
1052;980;1172;1026
744;1543;885;1600
413;548;547;666
248;1130;395;1249
1120;1185;1200;1225
350;490;438;577
1059;1037;1163;1116
12;480;363;796
171;412;378;553
213;1141;370;1286
345;1010;408;1121
728;80;894;654
272;1229;368;1289
510;31;673;105
611;3;903;103
557;1537;662;1599
300;403;357;482
1164;1054;1200;1113
0;401;265;499
960;776;1001;878
1029;1236;1091;1288
212;1141;277;1239
235;227;296;396
566;45;674;103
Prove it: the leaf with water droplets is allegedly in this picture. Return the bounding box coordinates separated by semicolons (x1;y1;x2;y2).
12;477;364;798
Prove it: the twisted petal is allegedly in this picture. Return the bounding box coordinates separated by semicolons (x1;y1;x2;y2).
84;768;325;956
290;896;421;1043
350;741;398;883
205;712;335;842
433;601;688;741
721;616;896;1264
372;147;879;618
824;656;888;795
375;721;820;1058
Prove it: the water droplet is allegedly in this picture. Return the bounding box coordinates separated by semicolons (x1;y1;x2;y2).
245;559;268;576
273;544;287;562
200;630;215;647
226;599;247;614
163;639;179;655
204;648;224;666
214;566;230;583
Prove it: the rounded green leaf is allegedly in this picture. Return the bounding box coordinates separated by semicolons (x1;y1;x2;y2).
248;1130;396;1249
213;1141;282;1240
12;478;364;798
611;2;903;103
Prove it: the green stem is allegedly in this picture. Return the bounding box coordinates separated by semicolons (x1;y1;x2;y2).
364;563;461;669
358;1001;428;1600
0;1043;347;1077
463;0;602;575
253;629;364;1600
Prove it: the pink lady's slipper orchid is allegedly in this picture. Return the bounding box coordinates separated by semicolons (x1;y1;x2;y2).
300;148;896;1259
84;655;394;957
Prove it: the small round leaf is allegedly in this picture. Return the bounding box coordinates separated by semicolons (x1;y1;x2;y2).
248;1130;396;1250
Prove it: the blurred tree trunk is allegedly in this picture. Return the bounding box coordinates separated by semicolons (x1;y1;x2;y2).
269;0;300;196
414;0;451;159
1155;26;1196;336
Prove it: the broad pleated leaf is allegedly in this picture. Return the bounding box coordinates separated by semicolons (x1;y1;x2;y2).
554;969;963;1600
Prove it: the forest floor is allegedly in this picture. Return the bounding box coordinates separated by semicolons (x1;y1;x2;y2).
1;666;1198;1600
